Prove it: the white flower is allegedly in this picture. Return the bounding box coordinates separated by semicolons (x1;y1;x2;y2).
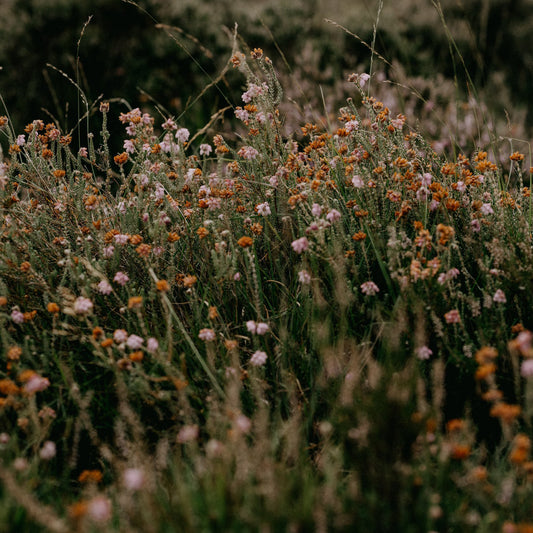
123;468;145;491
256;202;271;216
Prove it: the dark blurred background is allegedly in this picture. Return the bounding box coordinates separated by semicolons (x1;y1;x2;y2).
0;0;532;155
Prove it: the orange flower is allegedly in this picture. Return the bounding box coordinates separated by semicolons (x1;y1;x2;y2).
182;275;197;288
475;346;498;365
129;351;144;362
114;152;129;166
197;227;209;239
167;232;180;242
20;262;31;273
128;296;143;309
53;169;66;179
237;236;253;248
101;338;113;348
490;403;521;423
130;234;143;245
7;346;22;361
0;379;19;395
23;311;37;322
136;244;152;257
510;151;525;161
352;231;367;241
47;302;60;314
475;363;497;381
0;297;7;306
451;444;471;460
208;306;218;320
78;470;103;484
156;280;170;292
92;327;104;339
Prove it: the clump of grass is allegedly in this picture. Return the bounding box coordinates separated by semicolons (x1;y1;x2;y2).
1;44;533;532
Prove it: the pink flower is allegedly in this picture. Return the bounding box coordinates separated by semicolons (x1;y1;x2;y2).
256;322;269;335
126;334;144;350
97;280;112;295
103;245;115;257
326;209;341;223
351;175;364;188
11;309;24;324
146;338;159;353
123;139;135;154
113;271;129;286
198;328;216;342
250;350;268;367
177;424;199;443
238;146;259;160
360;281;379;296
113;329;128;344
87;496;112;523
235;414;252;433
78;147;88;157
444;309;461;324
471;219;481;232
123;468;145;491
256;202;271;216
199;143;212;156
311;203;323;217
175;128;190;143
74;297;93;315
16;134;25;146
113;233;130;244
521;359;533;378
24;375;50;394
493;289;506;303
291;237;309;254
416;346;433;360
481;203;494;215
298;270;312;284
39;441;56;460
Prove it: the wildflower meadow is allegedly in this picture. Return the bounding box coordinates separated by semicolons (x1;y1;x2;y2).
1;2;533;531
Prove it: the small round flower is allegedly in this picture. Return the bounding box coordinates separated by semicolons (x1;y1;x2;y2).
326;209;341;223
97;280;112;295
291;237;309;254
521;359;533;378
255;322;269;335
246;320;257;334
416;346;433;360
198;328;216;342
493;289;507;304
480;203;494;215
11;309;24;324
24;375;50;394
113;329;128;344
360;281;379;296
74;297;93;315
471;219;481;233
237;236;253;248
126;334;144;350
103;245;115;257
237;146;259;160
250;350;268;367
87;496;112;524
235;414;252;433
175;128;190;143
113;233;130;244
311;203;323;217
199;143;212;156
177;424;199;443
39;441;56;460
146;338;159;353
256;202;271;216
444;309;461;324
298;270;312;284
123;468;145;491
113;271;129;286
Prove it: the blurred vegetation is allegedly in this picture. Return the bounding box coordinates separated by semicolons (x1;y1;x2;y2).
0;0;532;152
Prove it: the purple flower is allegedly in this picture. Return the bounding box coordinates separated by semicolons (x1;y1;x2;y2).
74;297;93;315
250;350;268;367
97;280;112;295
291;237;309;254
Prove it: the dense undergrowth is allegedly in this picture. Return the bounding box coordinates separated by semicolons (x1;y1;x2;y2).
1;29;533;533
